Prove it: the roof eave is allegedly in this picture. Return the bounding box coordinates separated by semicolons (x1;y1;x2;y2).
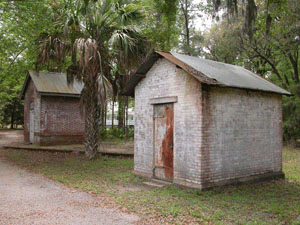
155;51;217;85
122;50;218;96
40;92;81;98
213;83;293;96
20;72;31;100
122;51;161;96
123;50;292;97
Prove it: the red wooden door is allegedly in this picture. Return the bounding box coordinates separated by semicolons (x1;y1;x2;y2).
153;103;174;181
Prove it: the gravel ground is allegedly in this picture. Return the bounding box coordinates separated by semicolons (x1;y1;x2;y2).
0;129;23;146
0;130;140;225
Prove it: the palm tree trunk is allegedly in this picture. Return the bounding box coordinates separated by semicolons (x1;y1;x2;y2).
104;102;107;128
112;97;115;128
118;95;124;129
84;75;101;160
84;103;100;159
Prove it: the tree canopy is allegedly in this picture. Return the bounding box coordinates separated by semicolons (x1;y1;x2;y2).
204;0;300;141
0;0;299;144
0;0;56;128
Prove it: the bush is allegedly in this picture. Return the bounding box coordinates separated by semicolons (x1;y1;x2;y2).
282;94;300;144
99;127;134;140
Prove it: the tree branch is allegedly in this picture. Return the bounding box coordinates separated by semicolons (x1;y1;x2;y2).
288;51;299;83
251;46;287;88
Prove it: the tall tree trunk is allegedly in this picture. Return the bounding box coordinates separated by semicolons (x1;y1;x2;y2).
84;105;100;159
125;96;128;127
10;99;16;129
181;0;190;55
184;0;190;54
251;46;287;88
118;95;124;129
112;96;115;128
105;102;107;128
84;75;100;160
288;52;299;84
103;101;107;128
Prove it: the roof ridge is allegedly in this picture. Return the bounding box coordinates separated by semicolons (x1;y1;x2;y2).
123;50;291;96
167;51;291;96
20;70;83;99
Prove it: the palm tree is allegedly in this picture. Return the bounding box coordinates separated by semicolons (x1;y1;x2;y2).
72;38;113;159
36;0;148;159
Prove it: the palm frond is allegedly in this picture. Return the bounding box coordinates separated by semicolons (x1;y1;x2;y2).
35;35;67;71
74;38;100;74
109;28;136;56
97;72;113;107
118;3;143;25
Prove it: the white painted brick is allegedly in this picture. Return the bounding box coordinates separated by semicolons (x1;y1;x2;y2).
134;58;284;189
135;58;202;184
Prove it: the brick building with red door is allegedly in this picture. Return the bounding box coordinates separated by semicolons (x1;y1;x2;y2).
124;51;291;189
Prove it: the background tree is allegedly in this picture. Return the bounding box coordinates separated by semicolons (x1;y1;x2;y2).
142;0;180;50
176;0;204;55
0;0;56;128
208;0;257;38
204;0;300;142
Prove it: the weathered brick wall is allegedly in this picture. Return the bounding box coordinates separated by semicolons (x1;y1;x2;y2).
24;79;85;145
134;58;203;188
134;58;284;189
39;96;85;145
203;87;283;188
24;80;41;143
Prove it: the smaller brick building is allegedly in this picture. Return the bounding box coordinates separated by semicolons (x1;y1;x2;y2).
124;51;291;189
21;70;85;145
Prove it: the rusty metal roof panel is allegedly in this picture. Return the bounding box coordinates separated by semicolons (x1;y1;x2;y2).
169;52;291;96
28;70;83;96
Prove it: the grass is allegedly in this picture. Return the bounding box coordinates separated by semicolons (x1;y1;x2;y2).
100;137;134;142
283;147;300;183
0;150;143;193
1;147;300;224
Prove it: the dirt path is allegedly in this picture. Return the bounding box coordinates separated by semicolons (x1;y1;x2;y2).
0;129;23;146
0;130;140;225
1;129;134;156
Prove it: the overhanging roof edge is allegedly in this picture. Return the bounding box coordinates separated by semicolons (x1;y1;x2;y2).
21;70;84;99
39;92;81;98
20;72;31;100
155;50;218;85
123;50;292;96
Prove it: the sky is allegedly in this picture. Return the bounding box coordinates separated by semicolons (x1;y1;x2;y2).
193;0;214;32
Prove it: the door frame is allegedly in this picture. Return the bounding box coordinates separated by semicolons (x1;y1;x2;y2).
29;102;34;144
150;96;177;181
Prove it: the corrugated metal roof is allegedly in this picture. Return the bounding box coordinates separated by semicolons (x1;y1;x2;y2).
170;52;291;96
21;70;83;99
123;51;291;96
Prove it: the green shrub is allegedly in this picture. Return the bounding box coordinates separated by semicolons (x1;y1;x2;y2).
282;94;300;143
99;127;134;140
